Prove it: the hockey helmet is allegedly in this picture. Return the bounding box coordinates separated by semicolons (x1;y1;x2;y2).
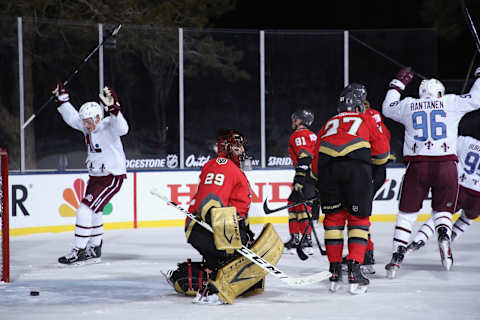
338;85;365;113
216;129;248;168
291;109;314;127
79;101;104;121
419;78;445;99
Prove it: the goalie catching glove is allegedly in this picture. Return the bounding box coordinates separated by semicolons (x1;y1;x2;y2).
52;82;69;106
99;86;121;116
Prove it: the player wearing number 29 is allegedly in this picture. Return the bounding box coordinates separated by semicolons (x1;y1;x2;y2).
312;85;390;294
165;129;283;304
382;67;480;277
53;83;129;265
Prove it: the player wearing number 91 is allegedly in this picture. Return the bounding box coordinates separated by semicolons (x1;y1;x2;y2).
169;129;283;304
382;67;480;277
53;83;129;265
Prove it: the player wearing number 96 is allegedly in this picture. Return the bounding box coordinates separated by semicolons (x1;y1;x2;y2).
382;67;480;277
168;129;283;304
53;83;129;265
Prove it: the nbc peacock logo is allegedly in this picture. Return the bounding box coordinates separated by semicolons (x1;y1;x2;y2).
59;178;113;217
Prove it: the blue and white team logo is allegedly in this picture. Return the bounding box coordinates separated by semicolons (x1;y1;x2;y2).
166;154;178;168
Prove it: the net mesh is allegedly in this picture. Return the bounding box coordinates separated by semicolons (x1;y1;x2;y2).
0;149;9;282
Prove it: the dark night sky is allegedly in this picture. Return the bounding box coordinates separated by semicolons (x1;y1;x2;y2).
213;0;480;79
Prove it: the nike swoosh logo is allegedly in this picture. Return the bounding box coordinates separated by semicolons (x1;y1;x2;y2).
223;217;233;244
230;247;273;283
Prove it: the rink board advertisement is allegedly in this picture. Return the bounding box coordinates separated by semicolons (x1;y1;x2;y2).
7;167;428;236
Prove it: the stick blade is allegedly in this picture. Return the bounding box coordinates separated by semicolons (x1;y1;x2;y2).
150;188;169;202
281;271;331;286
296;245;309;261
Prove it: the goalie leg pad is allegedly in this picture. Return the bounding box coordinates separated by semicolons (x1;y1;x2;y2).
209;223;283;304
211;207;242;254
168;259;206;296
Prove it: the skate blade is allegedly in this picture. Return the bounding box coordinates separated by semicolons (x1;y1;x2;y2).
439;242;453;271
84;258;101;265
349;283;368;295
386;266;398;279
329;282;341;293
361;265;376;275
283;248;298;255
192;294;225;305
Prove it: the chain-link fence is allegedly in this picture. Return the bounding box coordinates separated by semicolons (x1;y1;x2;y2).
4;18;471;172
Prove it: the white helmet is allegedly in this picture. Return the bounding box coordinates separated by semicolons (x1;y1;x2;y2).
419;78;445;98
79;102;104;121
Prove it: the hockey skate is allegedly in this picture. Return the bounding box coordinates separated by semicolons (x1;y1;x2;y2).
347;260;369;295
437;227;453;271
385;246;407;279
58;247;87;265
192;282;225;305
361;250;375;275
284;234;300;254
85;241;102;264
328;262;343;293
406;240;425;254
301;234;314;256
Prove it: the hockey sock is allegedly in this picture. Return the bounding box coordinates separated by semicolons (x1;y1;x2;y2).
452;210;473;241
323;210;346;262
432;211;453;238
412;217;434;243
87;211;104;247
74;203;94;249
392;211;418;252
346;215;370;264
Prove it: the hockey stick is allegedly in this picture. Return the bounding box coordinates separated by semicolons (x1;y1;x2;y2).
263;197;316;215
150;188;331;286
459;0;480;54
296;208;326;260
349;35;427;80
22;24;123;129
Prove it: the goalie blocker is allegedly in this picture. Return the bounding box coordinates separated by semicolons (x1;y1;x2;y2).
167;223;283;304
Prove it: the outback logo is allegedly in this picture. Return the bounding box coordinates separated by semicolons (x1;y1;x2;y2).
59;178;113;217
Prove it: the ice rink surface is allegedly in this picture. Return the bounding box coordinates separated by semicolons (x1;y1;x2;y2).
1;221;479;320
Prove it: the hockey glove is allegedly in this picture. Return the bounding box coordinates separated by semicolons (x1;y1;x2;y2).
52;82;69;106
389;67;414;93
475;66;480;78
99;86;121;116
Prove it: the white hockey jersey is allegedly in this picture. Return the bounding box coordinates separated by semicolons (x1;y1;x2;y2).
58;102;129;176
457;135;480;193
382;78;480;161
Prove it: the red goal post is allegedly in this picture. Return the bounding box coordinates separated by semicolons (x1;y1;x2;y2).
0;149;9;282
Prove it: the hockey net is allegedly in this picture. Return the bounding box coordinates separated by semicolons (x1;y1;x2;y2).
0;149;9;282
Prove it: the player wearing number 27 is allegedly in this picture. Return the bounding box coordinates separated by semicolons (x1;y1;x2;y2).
53;83;129;265
382;67;480;277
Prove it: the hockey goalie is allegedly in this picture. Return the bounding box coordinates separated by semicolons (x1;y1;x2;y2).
163;129;284;304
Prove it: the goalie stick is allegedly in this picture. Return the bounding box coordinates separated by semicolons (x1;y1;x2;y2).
150;188;331;286
22;24;123;129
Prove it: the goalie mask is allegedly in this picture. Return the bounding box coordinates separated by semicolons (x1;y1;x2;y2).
216;129;250;169
338;85;366;113
419;78;445;99
291;109;314;127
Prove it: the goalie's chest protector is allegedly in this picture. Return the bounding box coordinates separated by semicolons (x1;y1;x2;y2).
190;157;252;220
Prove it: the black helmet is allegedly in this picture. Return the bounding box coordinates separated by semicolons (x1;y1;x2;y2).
291;109;314;127
338;84;366;113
